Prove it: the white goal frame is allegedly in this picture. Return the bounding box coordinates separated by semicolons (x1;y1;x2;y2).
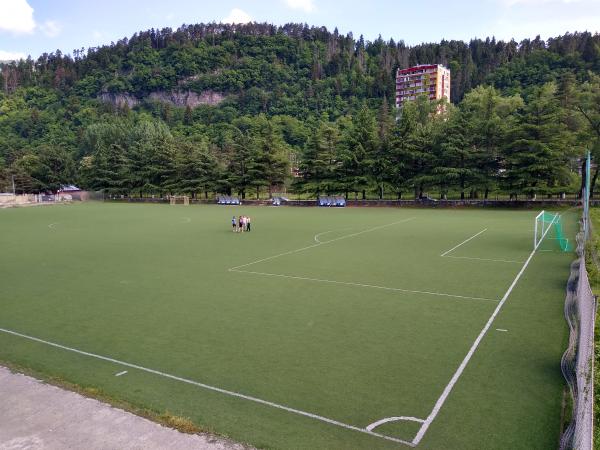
534;210;558;249
170;195;190;206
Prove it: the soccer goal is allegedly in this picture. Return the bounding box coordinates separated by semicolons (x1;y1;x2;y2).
170;195;190;205
534;210;570;251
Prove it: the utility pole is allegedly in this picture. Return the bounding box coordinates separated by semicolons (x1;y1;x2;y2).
11;174;15;195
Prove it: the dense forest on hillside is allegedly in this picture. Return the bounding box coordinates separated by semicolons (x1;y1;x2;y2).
0;23;599;199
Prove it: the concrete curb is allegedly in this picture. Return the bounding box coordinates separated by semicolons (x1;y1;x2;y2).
0;366;250;450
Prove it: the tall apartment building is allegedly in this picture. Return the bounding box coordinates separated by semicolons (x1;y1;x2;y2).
395;64;451;108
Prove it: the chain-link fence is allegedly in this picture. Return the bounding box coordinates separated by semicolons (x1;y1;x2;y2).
559;209;596;450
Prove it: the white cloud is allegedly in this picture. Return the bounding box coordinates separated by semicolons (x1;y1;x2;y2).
0;50;26;61
222;8;253;24
92;30;104;39
0;0;35;34
39;20;61;37
284;0;316;12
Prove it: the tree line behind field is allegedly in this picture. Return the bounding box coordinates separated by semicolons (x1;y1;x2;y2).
0;24;599;199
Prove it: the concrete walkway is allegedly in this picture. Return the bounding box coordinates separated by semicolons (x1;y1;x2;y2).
0;366;249;450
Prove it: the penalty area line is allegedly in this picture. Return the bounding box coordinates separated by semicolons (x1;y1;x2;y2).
230;269;498;303
413;218;554;446
442;255;525;264
0;327;413;447
440;229;487;257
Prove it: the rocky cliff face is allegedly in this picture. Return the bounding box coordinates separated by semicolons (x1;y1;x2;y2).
148;90;225;107
98;92;140;108
99;90;225;109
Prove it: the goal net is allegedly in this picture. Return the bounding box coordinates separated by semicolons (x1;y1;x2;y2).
534;210;570;251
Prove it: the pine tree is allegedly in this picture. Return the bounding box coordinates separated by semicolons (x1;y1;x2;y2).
184;105;193;126
389;100;438;199
460;86;523;198
434;110;474;199
227;127;254;199
574;74;600;196
373;97;394;198
298;120;340;196
339;104;377;199
503;83;573;198
129;120;176;196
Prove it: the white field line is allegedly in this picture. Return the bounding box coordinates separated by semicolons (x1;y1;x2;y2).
412;215;556;446
230;217;416;271
314;230;336;243
443;255;524;264
231;269;499;303
115;370;128;377
313;228;352;244
440;229;487;257
0;327;413;446
495;329;508;332
366;416;425;432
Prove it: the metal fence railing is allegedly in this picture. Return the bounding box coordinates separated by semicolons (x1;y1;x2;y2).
559;211;596;450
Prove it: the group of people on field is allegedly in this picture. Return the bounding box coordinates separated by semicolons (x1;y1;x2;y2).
232;215;251;232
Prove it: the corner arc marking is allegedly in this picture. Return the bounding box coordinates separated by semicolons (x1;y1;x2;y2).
366;416;425;432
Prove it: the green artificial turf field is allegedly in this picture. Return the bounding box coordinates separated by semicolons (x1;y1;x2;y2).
0;202;577;449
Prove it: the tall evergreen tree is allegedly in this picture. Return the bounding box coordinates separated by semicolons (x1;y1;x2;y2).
433;110;474;199
173;139;218;198
574;74;600;196
503;83;573;197
339;104;377;199
298;120;340;196
461;86;523;198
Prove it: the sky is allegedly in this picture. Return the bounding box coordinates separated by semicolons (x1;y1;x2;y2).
0;0;599;60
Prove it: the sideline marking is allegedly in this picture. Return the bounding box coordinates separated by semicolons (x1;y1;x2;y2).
230;218;416;271
231;269;498;303
412;215;556;446
443;255;524;264
0;327;413;446
440;229;487;257
366;416;425;432
495;329;508;332
115;370;128;377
